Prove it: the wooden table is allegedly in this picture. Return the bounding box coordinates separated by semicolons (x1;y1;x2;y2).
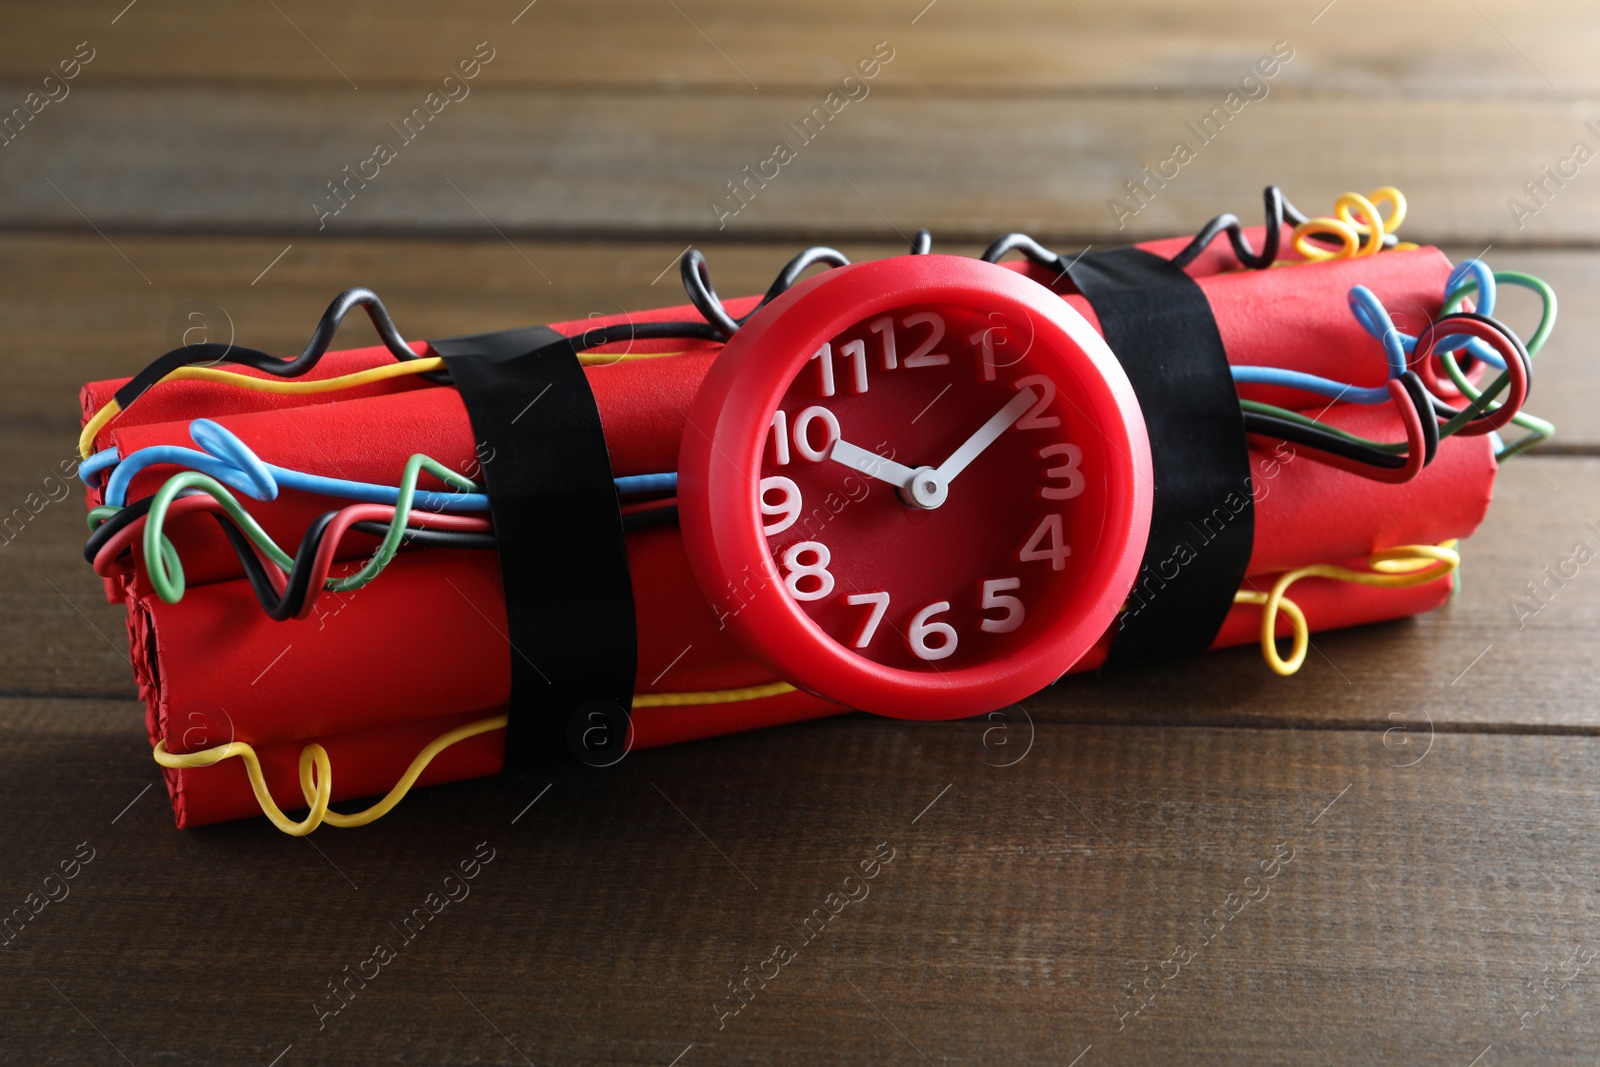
4;2;1599;1063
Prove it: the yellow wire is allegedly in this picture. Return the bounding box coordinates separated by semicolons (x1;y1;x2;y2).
167;357;445;393
632;680;797;707
577;349;688;366
151;678;794;834
1290;186;1409;263
153;714;509;835
1238;540;1461;676
79;350;694;458
78;399;122;459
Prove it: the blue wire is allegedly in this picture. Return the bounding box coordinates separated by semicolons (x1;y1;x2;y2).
78;448;120;488
614;472;678;495
1228;366;1390;405
1231;259;1516;403
103;420;488;511
98;421;679;509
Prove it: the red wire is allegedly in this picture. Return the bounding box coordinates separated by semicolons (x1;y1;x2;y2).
296;504;492;619
1412;315;1528;436
92;501;494;617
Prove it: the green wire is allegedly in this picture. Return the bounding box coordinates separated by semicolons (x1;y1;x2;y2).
137;455;480;605
1239;399;1410;453
1242;269;1555;459
1439;271;1558;459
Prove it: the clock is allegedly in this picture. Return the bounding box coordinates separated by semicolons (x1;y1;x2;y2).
677;254;1153;720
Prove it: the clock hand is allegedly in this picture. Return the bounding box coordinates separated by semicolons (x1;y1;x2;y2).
933;386;1039;484
827;439;919;489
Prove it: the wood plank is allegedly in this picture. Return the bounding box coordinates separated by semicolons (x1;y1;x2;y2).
0;0;1591;95
2;86;1598;244
1;710;1597;1063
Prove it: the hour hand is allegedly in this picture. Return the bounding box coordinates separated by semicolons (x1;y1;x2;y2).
827;439;917;488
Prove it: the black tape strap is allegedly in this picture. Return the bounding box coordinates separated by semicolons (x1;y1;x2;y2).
1065;247;1254;665
433;326;636;767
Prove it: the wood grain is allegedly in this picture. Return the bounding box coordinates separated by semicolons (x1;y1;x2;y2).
2;86;1597;244
4;3;1599;1062
0;0;1590;95
1;709;1596;1064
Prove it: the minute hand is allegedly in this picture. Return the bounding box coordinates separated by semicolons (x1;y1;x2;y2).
933;386;1039;484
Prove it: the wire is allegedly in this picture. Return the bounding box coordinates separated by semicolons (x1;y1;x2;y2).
153;677;800;834
1290;188;1408;261
1242;371;1436;483
982;184;1407;278
1438;269;1558;457
1236;541;1460;675
137;446;480;603
1229;365;1392;405
152;714;509;836
614;473;677;495
1168;184;1288;270
91;487;678;616
103;419;488;513
632;680;796;707
680;245;851;339
1239;295;1536;478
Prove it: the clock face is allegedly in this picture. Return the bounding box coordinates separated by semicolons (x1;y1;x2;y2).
758;302;1095;674
678;255;1151;719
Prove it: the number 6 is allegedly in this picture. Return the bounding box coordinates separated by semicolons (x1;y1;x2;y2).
908;601;958;661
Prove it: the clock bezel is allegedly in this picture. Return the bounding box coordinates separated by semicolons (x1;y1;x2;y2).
677;254;1153;719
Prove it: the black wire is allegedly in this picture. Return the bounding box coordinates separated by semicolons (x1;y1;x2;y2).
1242;411;1408;469
213;510;336;621
112;288;439;411
83;495;155;564
979;233;1071;274
679;245;851;340
622;504;679;532
1419;311;1534;432
1397;369;1440;466
910;228;932;255
349;521;498;549
1168;185;1286;270
981;185;1401;278
90;493;680;620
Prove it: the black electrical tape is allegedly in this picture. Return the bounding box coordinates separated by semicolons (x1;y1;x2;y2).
1066;246;1255;666
434;325;637;768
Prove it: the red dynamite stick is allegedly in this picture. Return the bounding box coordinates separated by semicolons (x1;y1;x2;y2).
83;243;1494;827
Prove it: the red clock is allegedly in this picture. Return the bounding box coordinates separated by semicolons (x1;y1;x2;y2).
677;255;1153;719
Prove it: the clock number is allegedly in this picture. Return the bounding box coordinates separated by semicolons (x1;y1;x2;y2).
1019;513;1071;571
979;577;1025;634
901;312;950;368
760;476;803;536
971;324;1006;382
768;409;790;466
1039;443;1085;500
845;591;891;648
869;315;898;369
812;342;836;397
838;339;870;394
792;405;840;463
1013;374;1061;430
781;541;835;601
908;601;958;661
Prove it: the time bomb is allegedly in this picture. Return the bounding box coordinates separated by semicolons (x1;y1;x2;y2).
77;186;1544;829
